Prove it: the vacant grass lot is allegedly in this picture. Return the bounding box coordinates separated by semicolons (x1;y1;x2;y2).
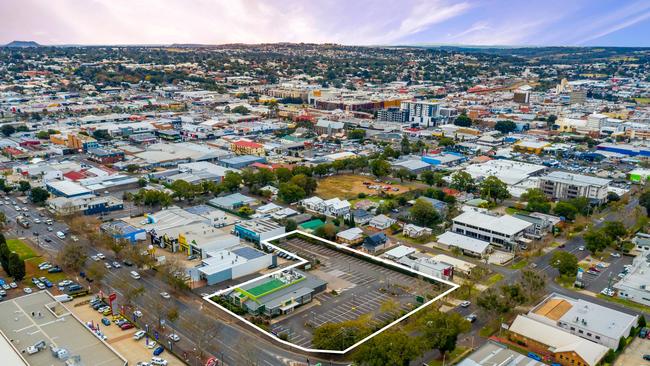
6;238;38;260
315;174;416;199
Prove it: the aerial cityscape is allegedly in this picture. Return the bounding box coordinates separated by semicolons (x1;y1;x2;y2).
1;1;650;366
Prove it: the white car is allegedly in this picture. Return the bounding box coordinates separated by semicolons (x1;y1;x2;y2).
38;262;51;270
168;333;180;342
34;218;41;224
133;310;143;318
104;262;113;269
578;246;585;251
23;287;33;294
611;252;621;258
58;280;73;287
133;330;146;340
136;363;151;366
9;282;17;289
160;292;171;299
459;301;471;308
146;341;157;349
96;253;106;260
91;255;100;262
151;357;168;366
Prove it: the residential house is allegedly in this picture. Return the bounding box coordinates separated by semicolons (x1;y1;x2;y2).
368;214;397;230
336;227;365;245
362;232;392;254
402;224;432;238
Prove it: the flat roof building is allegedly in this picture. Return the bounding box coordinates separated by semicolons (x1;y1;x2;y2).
451;210;532;250
539;171;610;204
197;246;275;286
234;218;285;243
0;291;127;366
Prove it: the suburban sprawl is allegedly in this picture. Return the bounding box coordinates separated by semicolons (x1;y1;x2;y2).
0;43;650;366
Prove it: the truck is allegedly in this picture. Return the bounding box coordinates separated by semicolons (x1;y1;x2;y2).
16;216;30;228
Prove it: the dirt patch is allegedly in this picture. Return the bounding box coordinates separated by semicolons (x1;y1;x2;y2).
315;174;417;200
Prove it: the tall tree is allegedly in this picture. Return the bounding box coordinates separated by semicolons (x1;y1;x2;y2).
410;198;441;227
479;176;510;204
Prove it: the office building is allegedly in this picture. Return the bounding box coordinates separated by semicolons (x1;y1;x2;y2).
539;172;610;204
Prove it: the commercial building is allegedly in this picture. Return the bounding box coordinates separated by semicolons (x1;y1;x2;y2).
45;180;92;198
48;194;124;216
398;254;453;281
86;147;125;164
377;107;409;123
457;341;545;366
233;218;285;243
0;291;127;366
218;155;267;169
228;269;327;317
539;171;610;204
528;293;638;350
508;315;608;366
451;210;532;250
614;249;650;307
421;152;466;167
435;231;490;257
230;140;265;156
197;247;275;286
209;193;258;210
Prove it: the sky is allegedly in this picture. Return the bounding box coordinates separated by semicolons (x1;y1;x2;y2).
2;0;650;47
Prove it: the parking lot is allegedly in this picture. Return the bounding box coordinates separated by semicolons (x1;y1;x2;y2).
579;252;633;293
614;337;650;366
270;236;444;348
67;295;185;366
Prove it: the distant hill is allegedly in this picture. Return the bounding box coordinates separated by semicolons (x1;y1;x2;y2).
4;40;41;48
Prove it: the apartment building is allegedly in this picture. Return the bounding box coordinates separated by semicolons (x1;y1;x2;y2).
539;171;610;204
451;210;532;250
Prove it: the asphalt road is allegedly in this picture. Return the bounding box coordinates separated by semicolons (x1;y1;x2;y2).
0;197;346;366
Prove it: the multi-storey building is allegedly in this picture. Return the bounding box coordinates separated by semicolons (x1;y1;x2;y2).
539;171;610;204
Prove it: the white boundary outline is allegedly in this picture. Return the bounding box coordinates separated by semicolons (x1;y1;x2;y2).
202;230;458;354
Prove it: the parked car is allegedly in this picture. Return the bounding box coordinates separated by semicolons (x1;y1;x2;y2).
101;317;111;326
133;310;143;318
120;322;135;330
23;287;32;294
168;333;180;342
465;314;477;323
459;301;471;308
48;266;62;273
150;357;167;366
160;292;171;299
153;346;165;356
133;330;147;340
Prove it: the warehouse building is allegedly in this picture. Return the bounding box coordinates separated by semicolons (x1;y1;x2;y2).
45;180;92;198
197;247;275;286
233;218;285;243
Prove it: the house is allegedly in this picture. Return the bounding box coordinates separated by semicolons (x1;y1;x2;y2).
344;209;373;225
414;196;448;217
436;231;491;257
336;227;365;245
260;185;279;197
513;213;554;238
362;232;391;254
402;224;432;238
382;245;417;261
508;315;608;366
528;293;638;350
322;197;351;217
368;214;397;230
301;196;324;212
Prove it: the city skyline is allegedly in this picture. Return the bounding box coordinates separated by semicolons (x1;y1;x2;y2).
2;0;650;47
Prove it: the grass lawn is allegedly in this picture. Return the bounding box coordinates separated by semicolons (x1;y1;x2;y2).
6;238;38;260
427;346;469;366
596;294;650;314
479;323;498;337
484;273;504;286
509;260;528;270
555;275;577;288
315;174;416;200
634;97;650;105
24;257;68;283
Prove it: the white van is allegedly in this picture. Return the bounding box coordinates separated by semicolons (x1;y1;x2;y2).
53;294;73;303
130;271;141;280
56;231;65;239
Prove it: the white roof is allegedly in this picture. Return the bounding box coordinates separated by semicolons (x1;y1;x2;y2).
436;231;490;254
47;180;92;196
324;197;350;209
453;211;532;236
383;245;416;259
541;171;611;187
336;227;364;241
510;315;608;366
465;159;546;185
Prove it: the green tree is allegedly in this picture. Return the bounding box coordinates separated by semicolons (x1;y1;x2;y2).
450;171;474;192
170;179;193;200
454;114;472;127
8;252;25;280
584;229;613;254
285;219;297;232
255;168;275;186
238;206;254;217
640;191;650;215
438;137;455;147
312;315;371;350
603;221;627;241
477;288;509;316
393;168;411;183
241;168;258;189
521;188;551;213
275;167;293;183
347;129;366;140
554;201;578;220
494;120;517;134
289;174;317;195
352;330;422;366
410;198;441;227
479;176;510;204
30;187;49;205
17;180;31;193
420;170;439;187
370;158;391;178
231;105;250;115
313;163;331;177
400;135;411;155
278;182;306;203
92;129;112;140
314;223;337;240
551;251;579;276
1;125;16;136
520;270;547;301
36;130;50;139
58;242;88;272
222;171;242;192
415;310;470;358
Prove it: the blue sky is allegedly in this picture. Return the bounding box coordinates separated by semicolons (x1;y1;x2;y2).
1;0;649;46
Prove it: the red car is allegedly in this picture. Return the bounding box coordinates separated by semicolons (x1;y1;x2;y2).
120;322;134;330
